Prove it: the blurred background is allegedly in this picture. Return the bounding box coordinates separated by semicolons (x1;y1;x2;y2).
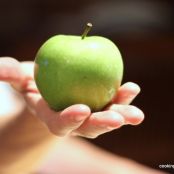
0;0;174;173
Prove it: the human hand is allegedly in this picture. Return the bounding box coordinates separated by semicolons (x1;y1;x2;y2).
0;57;144;138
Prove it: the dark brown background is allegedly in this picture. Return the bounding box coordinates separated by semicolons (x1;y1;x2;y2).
0;0;174;173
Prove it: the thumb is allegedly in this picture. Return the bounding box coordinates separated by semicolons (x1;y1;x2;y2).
0;57;27;91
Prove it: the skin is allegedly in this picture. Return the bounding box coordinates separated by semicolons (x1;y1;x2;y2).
0;57;167;174
0;57;143;138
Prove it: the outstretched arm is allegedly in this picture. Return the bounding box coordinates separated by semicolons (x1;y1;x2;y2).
0;57;144;174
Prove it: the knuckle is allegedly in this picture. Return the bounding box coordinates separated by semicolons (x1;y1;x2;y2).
75;130;99;139
83;133;99;139
48;125;65;137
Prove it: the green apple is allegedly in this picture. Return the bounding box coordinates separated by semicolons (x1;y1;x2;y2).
34;23;123;112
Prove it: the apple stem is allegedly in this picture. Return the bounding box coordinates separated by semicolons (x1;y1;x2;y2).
81;23;93;39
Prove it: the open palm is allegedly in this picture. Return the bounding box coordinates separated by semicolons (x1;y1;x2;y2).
0;57;144;138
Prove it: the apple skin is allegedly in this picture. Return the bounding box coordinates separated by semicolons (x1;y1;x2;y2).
34;35;123;112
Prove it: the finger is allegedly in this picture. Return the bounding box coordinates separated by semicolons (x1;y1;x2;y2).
75;110;124;138
21;61;34;80
49;104;91;136
20;62;39;93
24;91;42;112
24;91;59;123
23;80;38;93
108;104;144;125
25;92;91;137
0;57;26;90
113;82;141;105
20;62;37;93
